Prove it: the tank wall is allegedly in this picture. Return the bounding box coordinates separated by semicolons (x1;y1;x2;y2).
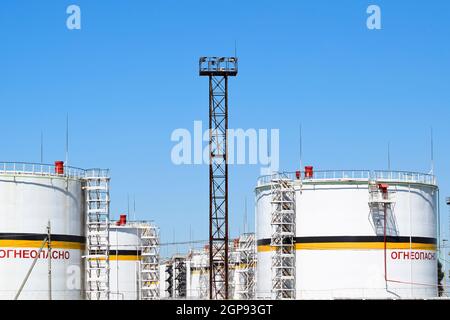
159;264;168;299
256;181;438;299
187;254;207;299
0;175;84;300
109;227;141;300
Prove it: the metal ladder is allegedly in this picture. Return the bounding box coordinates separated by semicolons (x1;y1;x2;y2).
140;224;160;300
83;169;110;301
368;182;396;236
235;233;256;300
271;175;296;300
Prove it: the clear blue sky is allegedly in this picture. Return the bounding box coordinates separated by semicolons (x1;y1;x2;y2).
0;0;449;257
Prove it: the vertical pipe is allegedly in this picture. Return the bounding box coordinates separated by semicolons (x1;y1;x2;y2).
116;229;119;300
409;185;413;296
136;226;140;301
384;203;388;284
437;188;442;296
47;221;52;301
209;75;214;300
437;188;441;262
224;75;229;300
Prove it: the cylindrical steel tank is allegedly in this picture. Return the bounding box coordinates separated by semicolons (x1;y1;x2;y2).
0;162;85;300
187;249;209;299
109;218;160;300
109;221;143;300
256;170;438;299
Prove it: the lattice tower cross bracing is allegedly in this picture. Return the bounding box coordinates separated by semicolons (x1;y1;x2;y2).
199;57;238;300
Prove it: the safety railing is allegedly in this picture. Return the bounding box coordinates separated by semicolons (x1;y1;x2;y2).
199;57;238;76
84;168;110;179
0;162;107;179
373;170;436;185
257;170;437;187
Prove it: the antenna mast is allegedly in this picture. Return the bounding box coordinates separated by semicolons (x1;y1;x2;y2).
65;114;69;167
299;124;303;170
40;131;44;164
244;197;248;235
388;142;391;171
430;127;434;174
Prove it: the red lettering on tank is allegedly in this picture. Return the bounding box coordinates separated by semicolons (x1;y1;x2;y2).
0;249;73;260
389;250;436;261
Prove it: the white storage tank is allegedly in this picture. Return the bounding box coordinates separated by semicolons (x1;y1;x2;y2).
0;162;85;300
256;169;438;299
109;216;160;300
159;262;169;299
160;249;209;300
187;249;209;299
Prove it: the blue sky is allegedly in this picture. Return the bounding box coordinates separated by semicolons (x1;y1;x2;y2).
0;0;449;257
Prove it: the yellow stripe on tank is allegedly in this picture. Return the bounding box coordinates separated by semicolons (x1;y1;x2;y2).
109;255;141;261
0;240;85;250
258;242;437;252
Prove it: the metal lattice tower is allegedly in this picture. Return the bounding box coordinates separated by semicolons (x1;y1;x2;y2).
83;169;111;301
199;57;238;300
270;175;296;300
235;233;256;300
173;256;187;299
140;223;160;300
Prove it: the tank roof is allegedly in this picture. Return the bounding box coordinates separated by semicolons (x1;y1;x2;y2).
0;162;108;179
257;170;437;187
110;220;156;229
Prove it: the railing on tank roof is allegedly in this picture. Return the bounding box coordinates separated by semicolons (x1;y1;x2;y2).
84;168;110;178
109;220;156;228
373;170;436;185
257;170;436;187
0;162;107;179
